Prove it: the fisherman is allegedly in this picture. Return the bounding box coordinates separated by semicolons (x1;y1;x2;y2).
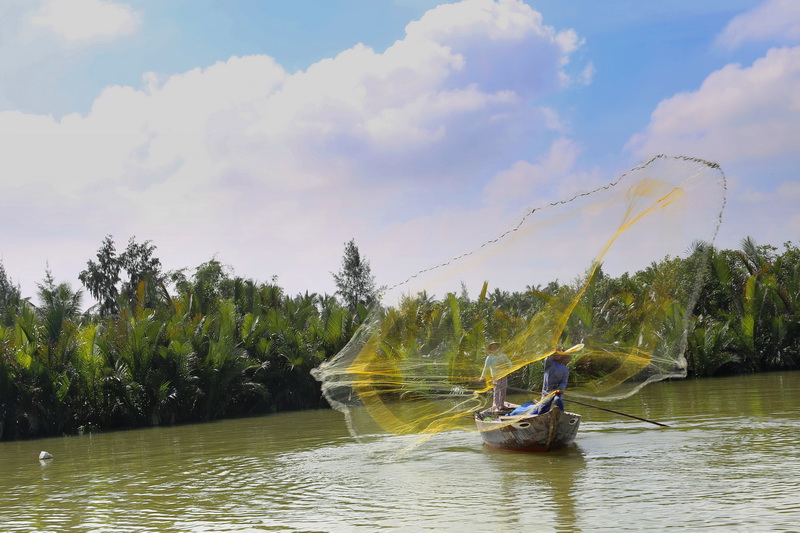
508;344;572;417
539;344;572;413
478;341;513;413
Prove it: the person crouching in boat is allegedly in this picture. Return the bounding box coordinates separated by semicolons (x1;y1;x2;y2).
479;342;513;413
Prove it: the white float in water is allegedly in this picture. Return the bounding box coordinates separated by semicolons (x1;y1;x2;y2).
39;451;53;460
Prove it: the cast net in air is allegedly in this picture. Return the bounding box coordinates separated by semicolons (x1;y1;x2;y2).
312;155;726;442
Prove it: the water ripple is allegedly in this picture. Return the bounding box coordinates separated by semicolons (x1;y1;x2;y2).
2;373;800;531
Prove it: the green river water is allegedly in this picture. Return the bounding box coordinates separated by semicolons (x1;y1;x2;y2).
2;371;799;532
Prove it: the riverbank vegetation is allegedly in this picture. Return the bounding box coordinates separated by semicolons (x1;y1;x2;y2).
1;236;798;440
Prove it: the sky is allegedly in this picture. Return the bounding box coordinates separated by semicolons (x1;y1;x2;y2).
0;0;799;307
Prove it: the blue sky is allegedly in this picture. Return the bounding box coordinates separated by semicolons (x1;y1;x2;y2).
0;0;798;305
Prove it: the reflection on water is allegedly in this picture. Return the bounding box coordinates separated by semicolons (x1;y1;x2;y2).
1;372;799;531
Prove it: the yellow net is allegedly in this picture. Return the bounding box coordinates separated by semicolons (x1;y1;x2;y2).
313;155;726;441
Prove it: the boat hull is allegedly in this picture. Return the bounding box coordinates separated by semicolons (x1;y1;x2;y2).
474;407;581;452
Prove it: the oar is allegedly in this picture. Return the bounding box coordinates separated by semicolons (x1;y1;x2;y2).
507;386;669;428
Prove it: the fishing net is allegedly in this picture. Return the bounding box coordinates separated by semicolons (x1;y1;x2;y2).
313;155;726;441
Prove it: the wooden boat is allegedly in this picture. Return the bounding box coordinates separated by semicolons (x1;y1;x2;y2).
474;404;581;452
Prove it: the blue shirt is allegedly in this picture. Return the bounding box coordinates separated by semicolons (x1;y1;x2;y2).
542;358;569;395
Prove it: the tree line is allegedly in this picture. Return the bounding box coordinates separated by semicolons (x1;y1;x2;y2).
0;237;376;440
1;235;798;440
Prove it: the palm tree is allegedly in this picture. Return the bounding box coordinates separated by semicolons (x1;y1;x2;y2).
194;300;263;419
35;272;83;370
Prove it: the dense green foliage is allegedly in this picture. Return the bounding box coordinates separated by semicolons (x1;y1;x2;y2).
1;236;798;440
0;244;368;440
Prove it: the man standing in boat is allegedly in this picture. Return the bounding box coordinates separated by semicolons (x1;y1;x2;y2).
507;343;577;417
479;341;513;413
540;344;572;413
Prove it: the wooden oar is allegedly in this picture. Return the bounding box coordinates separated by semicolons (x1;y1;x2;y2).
507;386;669;428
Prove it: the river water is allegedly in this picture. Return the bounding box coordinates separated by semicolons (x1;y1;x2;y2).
2;372;799;532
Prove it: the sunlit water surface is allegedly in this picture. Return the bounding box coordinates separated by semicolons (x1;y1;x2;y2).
2;372;799;532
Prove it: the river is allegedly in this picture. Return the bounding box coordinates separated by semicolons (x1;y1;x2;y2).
2;372;798;532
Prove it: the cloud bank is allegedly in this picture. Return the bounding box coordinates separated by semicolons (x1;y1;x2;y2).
0;0;586;298
716;0;800;50
627;46;800;164
628;41;800;248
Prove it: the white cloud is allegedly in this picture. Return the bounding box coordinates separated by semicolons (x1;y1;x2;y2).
29;0;141;43
483;137;581;206
579;62;595;85
408;0;547;42
627;44;800;256
0;0;586;300
627;46;800;165
716;0;800;50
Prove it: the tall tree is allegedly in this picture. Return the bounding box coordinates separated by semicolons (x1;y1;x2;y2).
79;236;163;316
119;237;163;306
79;236;122;317
332;239;377;311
